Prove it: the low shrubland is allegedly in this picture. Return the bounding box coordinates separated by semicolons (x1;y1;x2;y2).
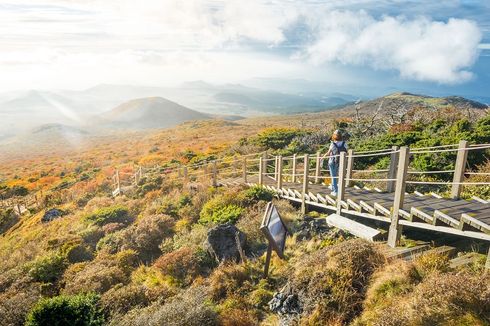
1;111;490;325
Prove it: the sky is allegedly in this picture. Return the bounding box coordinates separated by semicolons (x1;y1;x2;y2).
1;0;489;99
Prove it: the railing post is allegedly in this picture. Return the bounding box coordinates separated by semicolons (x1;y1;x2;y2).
387;146;399;193
486;246;490;270
346;149;354;187
274;156;279;181
212;160;217;187
259;157;264;185
183;166;188;180
336;152;347;215
451;140;469;199
301;154;309;214
387;146;410;248
243;157;248;183
292;154;297;183
315;151;321;183
116;170;120;191
277;156;283;189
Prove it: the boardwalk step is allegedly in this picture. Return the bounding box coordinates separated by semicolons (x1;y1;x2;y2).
326;213;383;241
383;244;431;260
450;252;484;269
409;245;457;261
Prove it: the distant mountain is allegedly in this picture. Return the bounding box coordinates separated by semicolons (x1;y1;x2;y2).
100;97;210;129
213;88;351;113
339;92;488;123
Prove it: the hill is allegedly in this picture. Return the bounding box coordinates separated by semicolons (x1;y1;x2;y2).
100;97;210;130
348;92;488;116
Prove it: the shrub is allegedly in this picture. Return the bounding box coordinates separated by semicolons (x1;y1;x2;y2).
0;208;18;235
101;284;149;317
242;186;274;202
0;287;41;326
26;252;66;283
160;223;209;254
209;262;264;302
66;243;94;263
79;226;105;249
25;293;104;326
97;215;174;262
219;308;258;326
84;205;131;226
354;261;420;325
153;247;212;286
110;286;218;326
62;251;137;295
251;128;306;150
369;272;490;325
414;251;451;277
119;215;174;262
199;195;244;224
287;239;385;324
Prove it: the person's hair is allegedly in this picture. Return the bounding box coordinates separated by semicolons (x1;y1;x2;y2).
332;132;342;141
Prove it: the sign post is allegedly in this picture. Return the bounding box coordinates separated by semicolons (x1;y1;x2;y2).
260;202;288;278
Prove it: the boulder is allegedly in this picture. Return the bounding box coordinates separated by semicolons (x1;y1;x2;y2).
269;283;302;326
41;208;63;222
295;215;331;240
205;223;246;263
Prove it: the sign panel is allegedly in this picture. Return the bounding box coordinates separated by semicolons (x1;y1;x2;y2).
260;202;288;259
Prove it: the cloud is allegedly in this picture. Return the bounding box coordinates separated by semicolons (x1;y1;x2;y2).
0;1;484;89
301;10;482;83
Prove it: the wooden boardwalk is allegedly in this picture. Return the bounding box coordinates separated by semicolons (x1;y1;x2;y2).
219;175;490;241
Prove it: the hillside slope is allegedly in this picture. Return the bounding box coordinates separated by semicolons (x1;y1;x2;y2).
348;92;488;116
100;97;210;129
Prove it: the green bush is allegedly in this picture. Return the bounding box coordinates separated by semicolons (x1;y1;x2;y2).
199;198;244;225
27;252;66;283
0;208;17;235
26;293;104;326
84;205;131;226
251;128;306;150
242;186;274;202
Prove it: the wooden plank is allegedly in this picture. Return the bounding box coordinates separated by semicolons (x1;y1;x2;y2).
360;200;375;214
410;207;434;223
317;193;327;204
346;198;362;212
326;213;382;241
374;202;391;217
450;252;482;269
384;244;430;260
451;140;468;199
460;214;490;234
472;196;488;204
433;210;460;228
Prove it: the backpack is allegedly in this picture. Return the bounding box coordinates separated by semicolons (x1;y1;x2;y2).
332;141;347;165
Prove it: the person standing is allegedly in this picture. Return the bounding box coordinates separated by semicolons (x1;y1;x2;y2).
322;130;348;196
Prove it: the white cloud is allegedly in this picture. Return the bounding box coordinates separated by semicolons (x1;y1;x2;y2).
302;10;482;83
0;1;484;89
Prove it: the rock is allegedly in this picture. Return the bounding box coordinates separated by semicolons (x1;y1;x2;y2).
269;283;302;326
41;208;63;222
205;223;246;263
295;215;331;240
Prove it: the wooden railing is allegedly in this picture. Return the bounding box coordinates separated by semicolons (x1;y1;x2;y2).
123;140;490;247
